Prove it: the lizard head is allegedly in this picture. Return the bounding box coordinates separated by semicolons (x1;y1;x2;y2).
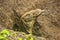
21;9;45;34
21;9;45;22
31;9;45;17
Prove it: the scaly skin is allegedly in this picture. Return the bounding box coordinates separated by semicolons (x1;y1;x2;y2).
21;9;45;34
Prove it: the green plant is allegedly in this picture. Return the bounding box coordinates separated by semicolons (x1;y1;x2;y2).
0;29;10;40
25;34;34;40
18;34;34;40
18;38;22;40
